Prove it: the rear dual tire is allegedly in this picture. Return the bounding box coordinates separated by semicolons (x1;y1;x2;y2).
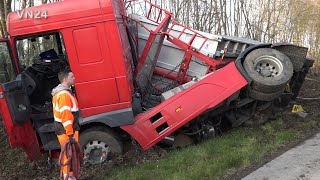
248;88;284;101
243;48;293;101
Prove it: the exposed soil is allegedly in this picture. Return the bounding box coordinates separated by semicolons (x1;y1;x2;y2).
0;74;319;180
0;129;168;180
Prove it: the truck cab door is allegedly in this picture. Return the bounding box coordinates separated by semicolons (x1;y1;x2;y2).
0;39;41;160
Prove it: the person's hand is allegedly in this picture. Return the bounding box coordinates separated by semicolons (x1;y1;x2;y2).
68;134;75;144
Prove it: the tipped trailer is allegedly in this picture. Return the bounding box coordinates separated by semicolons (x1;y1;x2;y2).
0;0;313;164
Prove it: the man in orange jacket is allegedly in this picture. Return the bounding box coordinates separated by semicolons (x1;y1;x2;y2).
52;69;80;180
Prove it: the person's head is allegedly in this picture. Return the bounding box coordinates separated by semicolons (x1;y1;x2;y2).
58;69;75;87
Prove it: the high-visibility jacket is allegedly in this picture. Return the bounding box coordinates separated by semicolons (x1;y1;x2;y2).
52;85;80;136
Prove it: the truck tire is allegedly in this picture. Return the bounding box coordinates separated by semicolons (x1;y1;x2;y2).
248;88;283;101
243;48;293;93
273;45;308;72
80;126;123;165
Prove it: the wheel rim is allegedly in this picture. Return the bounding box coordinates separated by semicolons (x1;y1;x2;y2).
83;140;110;164
254;56;283;77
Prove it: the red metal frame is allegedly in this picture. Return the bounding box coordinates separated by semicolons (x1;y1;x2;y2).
153;67;191;83
133;14;172;77
166;20;209;50
125;0;227;88
175;51;193;85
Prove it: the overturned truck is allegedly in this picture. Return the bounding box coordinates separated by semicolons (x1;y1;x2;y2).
0;0;313;164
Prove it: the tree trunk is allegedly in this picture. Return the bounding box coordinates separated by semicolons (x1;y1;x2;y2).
0;24;4;38
0;0;8;38
214;0;221;34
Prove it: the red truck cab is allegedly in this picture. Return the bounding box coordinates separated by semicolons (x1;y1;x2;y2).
0;0;136;160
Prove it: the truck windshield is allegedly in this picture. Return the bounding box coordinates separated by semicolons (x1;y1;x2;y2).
16;33;66;71
0;42;16;83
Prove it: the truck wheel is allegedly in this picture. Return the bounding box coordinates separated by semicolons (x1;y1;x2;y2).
80;127;123;165
248;88;283;101
243;48;293;93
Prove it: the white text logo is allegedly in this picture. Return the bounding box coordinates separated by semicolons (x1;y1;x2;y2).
17;10;48;19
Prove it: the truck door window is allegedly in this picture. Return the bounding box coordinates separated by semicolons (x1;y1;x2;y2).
15;33;68;106
16;33;66;70
0;42;16;83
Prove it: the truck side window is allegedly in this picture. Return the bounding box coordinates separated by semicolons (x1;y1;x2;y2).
16;33;66;70
0;42;16;83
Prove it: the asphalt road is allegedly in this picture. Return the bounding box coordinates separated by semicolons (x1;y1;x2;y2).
242;133;320;180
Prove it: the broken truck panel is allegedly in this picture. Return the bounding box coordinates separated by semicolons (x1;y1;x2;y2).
121;62;248;150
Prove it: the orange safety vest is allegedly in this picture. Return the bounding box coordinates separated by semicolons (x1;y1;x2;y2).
52;89;80;136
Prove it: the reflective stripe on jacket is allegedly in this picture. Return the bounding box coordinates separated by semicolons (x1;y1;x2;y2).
52;89;80;136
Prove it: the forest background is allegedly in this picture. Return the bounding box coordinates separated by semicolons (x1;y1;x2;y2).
0;0;319;72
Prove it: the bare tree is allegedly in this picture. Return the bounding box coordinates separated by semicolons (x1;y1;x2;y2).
0;0;319;71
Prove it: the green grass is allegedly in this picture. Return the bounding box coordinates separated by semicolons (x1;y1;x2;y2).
107;117;304;180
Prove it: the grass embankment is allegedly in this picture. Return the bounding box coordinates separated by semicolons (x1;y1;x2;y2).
0;77;319;180
108;111;320;180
